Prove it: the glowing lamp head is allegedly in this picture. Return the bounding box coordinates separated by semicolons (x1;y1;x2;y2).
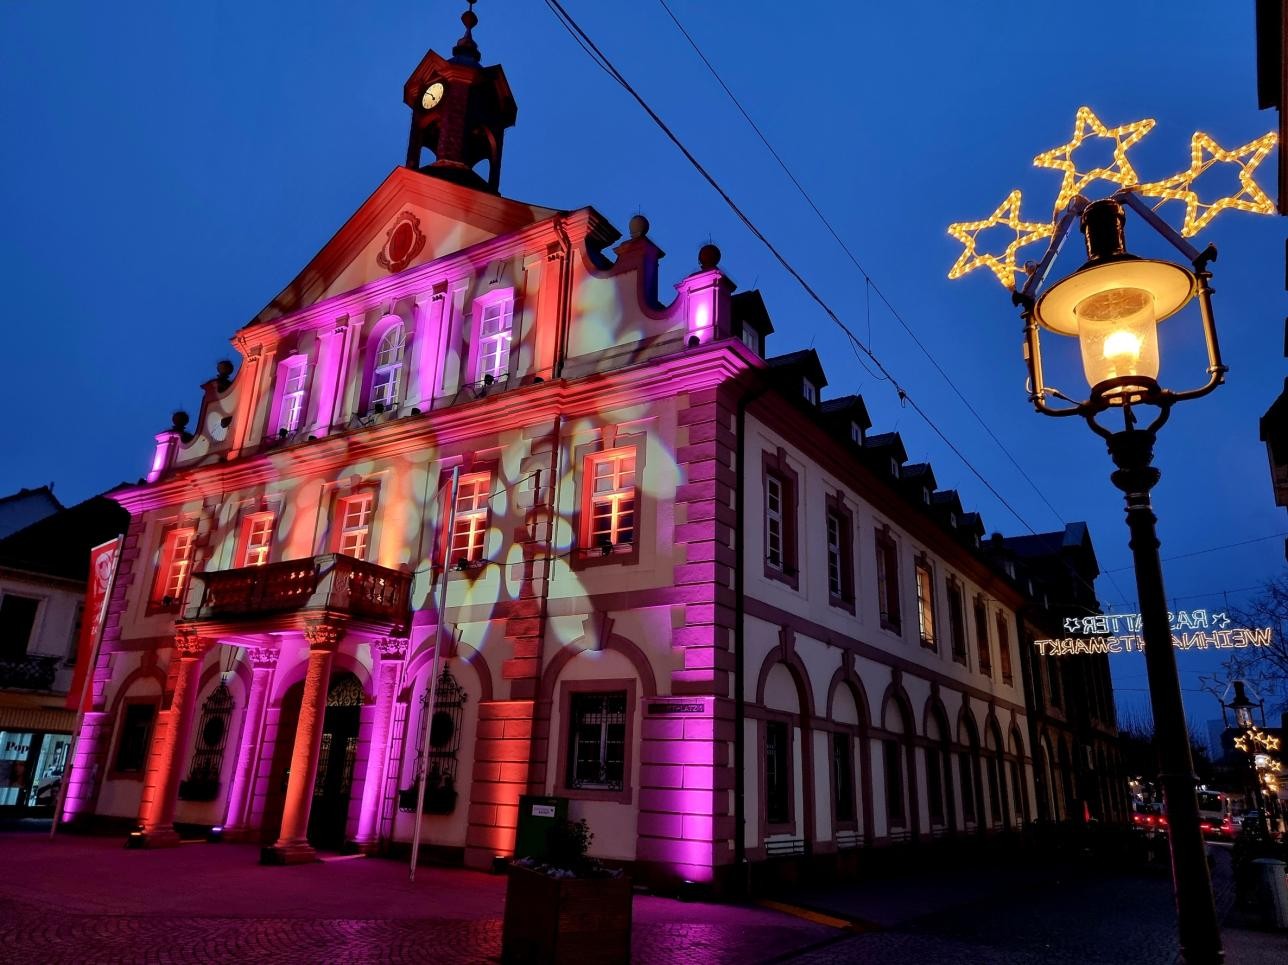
1032;199;1197;400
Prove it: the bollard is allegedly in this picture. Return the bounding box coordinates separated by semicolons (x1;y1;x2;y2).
1251;858;1288;929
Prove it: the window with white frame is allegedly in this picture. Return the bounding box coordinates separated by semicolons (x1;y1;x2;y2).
946;577;968;665
475;296;514;382
450;473;491;565
370;323;406;410
850;422;863;445
802;380;818;404
277;357;308;433
239;513;274;567
826;511;844;598
875;530;900;632
587;450;636;551
336;492;374;559
738;325;760;355
915;558;936;650
153;526;196;608
766;475;785;570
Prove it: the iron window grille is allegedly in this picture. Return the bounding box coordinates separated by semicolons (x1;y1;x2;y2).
180;682;234;801
567;691;627;791
400;666;467;814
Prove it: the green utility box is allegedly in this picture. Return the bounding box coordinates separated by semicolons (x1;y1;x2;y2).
514;795;569;861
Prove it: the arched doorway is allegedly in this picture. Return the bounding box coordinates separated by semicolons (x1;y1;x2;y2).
307;673;365;849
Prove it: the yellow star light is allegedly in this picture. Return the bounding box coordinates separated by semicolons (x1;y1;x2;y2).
946;190;1053;289
1137;130;1279;237
1033;106;1157;213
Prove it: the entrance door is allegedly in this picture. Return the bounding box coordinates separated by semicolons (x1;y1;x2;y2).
306;674;364;849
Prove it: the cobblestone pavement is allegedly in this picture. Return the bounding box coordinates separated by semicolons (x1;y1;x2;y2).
0;834;835;964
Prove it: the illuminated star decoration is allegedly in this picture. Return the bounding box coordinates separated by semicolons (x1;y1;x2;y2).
946;190;1054;289
1233;727;1281;754
1033;106;1157;214
1137;130;1280;237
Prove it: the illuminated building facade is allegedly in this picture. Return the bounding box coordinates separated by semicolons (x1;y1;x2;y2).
61;12;1054;888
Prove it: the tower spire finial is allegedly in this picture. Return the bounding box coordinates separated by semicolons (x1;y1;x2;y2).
452;1;480;65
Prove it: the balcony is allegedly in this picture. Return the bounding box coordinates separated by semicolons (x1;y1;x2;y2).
0;654;61;691
182;554;412;634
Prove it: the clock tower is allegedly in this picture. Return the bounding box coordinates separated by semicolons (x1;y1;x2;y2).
403;3;517;194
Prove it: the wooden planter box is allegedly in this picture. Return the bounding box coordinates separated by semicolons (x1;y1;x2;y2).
501;864;632;964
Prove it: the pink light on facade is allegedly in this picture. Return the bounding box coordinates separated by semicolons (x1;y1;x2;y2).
676;245;733;347
147;431;180;483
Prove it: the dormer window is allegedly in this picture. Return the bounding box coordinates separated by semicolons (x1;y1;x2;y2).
802;380;818;405
949;512;958;529
739;326;761;355
889;458;900;479
922;488;931;506
475;291;514;383
1004;561;1016;579
371;322;407;410
850;422;864;445
972;533;981;549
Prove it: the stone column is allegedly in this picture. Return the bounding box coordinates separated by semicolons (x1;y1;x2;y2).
130;634;209;848
262;622;340;865
354;638;407;851
221;646;278;840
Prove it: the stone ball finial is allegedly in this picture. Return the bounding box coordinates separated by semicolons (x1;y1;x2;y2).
628;214;649;240
171;410;191;431
462;8;478;29
698;243;721;270
216;359;234;379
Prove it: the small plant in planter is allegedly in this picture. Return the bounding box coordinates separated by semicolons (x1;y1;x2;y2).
502;818;632;964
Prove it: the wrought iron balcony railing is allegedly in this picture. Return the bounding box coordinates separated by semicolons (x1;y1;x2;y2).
183;554;411;628
0;654;61;691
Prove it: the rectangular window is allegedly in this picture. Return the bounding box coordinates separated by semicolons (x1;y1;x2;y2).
739;326;760;355
114;702;156;773
927;746;945;825
875;531;900;632
587;450;636;551
946;578;967;665
239;513;275;567
826;512;843;599
450;473;491;565
832;731;854;824
152;527;196;609
278;358;308;433
0;594;40;660
336;493;374;560
765;720;790;826
476;297;514;382
974;598;992;678
959;753;977;823
996;612;1013;686
987;755;1003;826
915;559;936;650
566;692;626;791
883;739;905;827
766;475;785;571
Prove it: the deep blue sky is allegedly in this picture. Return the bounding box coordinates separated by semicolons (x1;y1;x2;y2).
1;1;1283;732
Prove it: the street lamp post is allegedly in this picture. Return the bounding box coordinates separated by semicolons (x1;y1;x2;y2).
1012;193;1226;965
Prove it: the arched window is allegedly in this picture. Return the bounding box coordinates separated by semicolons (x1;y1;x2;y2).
275;356;309;434
924;705;954;833
178;682;234;801
985;720;1008;828
370;322;407;410
1008;727;1028;826
958;716;983;829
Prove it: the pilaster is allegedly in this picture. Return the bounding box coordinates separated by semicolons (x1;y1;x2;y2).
222;646;278;839
354;638;408;850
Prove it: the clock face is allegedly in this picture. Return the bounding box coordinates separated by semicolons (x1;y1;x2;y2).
422;81;445;110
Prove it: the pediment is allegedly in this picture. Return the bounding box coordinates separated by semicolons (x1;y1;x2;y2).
248;166;556;327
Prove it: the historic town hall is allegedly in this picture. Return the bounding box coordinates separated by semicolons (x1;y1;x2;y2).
59;8;1122;890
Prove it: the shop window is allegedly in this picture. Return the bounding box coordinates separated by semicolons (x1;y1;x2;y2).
765;720;791;826
996;612;1013;686
832;731;854;824
335;492;374;560
179;683;234;801
0;594;40;660
567;692;626;791
585;450;636;554
875;530;901;633
974;597;992;678
475;295;514;383
883;739;905;827
370;322;406;411
915;558;936;650
0;730;36;806
276;356;308;434
113;702;157;774
238;512;275;567
26;732;71;809
946;578;967;665
151;526;196;611
450;473;492;567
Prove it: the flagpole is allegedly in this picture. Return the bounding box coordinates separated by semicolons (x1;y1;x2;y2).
410;465;459;880
51;535;124;837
